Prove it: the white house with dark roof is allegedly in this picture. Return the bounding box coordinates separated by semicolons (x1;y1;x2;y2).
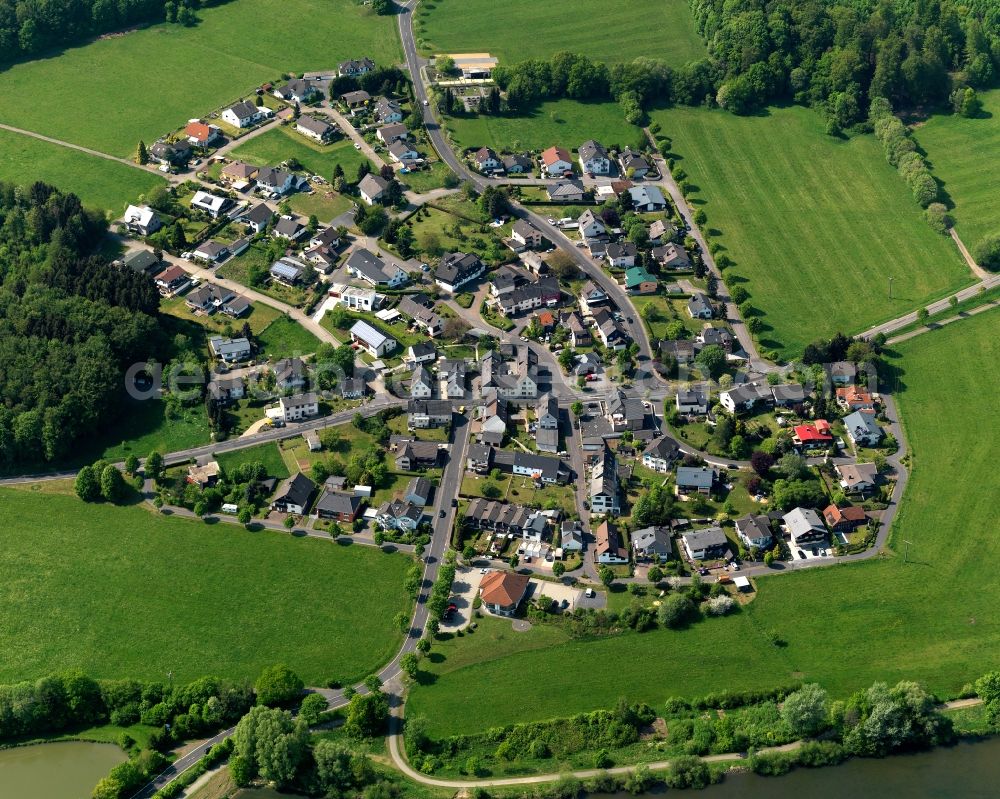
687;292;713;319
783;507;827;547
274;78;320;103
577;209;606;240
547;180;585;202
295;115;335;142
346;248;407;288
628;185;667;212
642;436;681;473
359;173;389;205
736;514;773;550
676;465;715;495
388;141;419;164
376;123;409;144
435;251;484;293
339;57;375;76
682;527;729;560
222;100;270;129
578;140;611;176
473;147;503;173
843;410;883;447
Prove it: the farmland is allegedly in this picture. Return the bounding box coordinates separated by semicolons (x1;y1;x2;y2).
651;105;972;358
0;0;401;157
230;126;371;182
913;89;1000;247
445;99;645;155
409;309;1000;736
415;0;705;67
0;129;166;215
0;488;414;684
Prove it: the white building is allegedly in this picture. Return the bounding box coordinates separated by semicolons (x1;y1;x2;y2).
350;319;397;357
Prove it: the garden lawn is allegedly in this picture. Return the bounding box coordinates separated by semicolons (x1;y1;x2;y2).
408;309;1000;736
0;0;401;157
288;190;354;224
913;89;1000;247
161;296;281;336
445;99;646;154
256;315;323;359
652;105;972;358
0;489;414;684
416;0;704;67
0;129;166;215
231;127;370;181
216;442;290;479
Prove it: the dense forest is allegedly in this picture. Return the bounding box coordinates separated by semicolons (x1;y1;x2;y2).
0;182;161;466
691;0;1000;121
0;0;229;65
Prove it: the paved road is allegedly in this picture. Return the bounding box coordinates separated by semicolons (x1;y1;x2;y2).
885;298;1000;346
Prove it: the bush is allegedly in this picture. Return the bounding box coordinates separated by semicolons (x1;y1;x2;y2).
973;234;1000;271
254;665;304;707
657;593;696;628
705;594;736;616
664;755;711;789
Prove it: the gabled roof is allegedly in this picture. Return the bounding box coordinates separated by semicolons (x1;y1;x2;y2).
547;180;585;199
540;146;572;166
315;490;361;516
274;472;316;509
297;115;334;137
358;173;389;197
676;465;715;489
644;436;680;461
578;139;608;162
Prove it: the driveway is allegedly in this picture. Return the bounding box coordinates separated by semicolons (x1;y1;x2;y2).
527;578;584;610
440;565;485;632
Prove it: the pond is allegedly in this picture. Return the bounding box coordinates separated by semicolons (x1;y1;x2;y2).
0;740;127;799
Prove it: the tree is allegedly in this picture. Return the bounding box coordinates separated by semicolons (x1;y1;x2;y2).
145;451;164;480
255;665;304;707
238;507;252;527
693;209;707;226
124;454;139;475
781;683;829;738
750;451;774;477
973;234;1000;272
599;566;615;588
917;307;930;325
344;691;389;738
100;464;128;504
657;593;695;629
436;55;456;76
400;652;419;679
135;140;148;165
777;453;808;480
647;565;663;584
75;465;101;502
695;345;726;379
552;561;566;577
232;705;307;788
299;693;328;725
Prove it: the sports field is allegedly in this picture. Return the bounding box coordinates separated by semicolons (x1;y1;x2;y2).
446;99;645;154
230;126;370;181
0;129;166;215
0;489;414;685
408;309;1000;736
416;0;705;67
913;89;1000;247
0;0;401;158
651;105;972;357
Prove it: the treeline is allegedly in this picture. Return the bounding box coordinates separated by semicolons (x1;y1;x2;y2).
0;0;233;66
690;0;1000;123
0;182;163;467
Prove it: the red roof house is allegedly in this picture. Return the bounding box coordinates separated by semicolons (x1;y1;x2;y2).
823;504;868;532
793;419;833;449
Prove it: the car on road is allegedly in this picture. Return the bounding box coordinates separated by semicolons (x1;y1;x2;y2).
353;143;362;150
423;99;429;106
439;509;446;518
451;498;458;507
547;218;556;225
626;317;633;324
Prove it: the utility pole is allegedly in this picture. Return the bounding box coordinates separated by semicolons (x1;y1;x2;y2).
888;277;894;300
903;539;913;563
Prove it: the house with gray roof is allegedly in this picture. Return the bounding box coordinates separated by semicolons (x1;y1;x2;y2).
783;507;827;546
843;410;883;447
295;115;335;142
676;465;715;495
681;526;729;560
642;436;681;473
546;180;585;202
735;514;773;550
405;477;432;506
687;292;713;319
578;139;611;175
632;526;673;560
435;251;484;293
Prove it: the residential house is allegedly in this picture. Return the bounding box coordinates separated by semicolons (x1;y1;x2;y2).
222;100;270;129
340;89;371;110
659;339;696;368
304;227;341;272
606;242;637;268
783;507;828;547
338;57;375;76
823;504;868;533
192;240;229;264
358;173;389;205
270;258;308;286
793;420;833;450
191;191;230;218
154;265;191;296
407;341;438;365
375;500;423;531
699;326;734;353
187;460;221;488
208;335;251;364
274;78;320;103
560;520;585;552
478;571;530;617
279;392;319;421
546;180;585;202
675;386;709;415
407;399;452;428
719;381;773;414
682;527;729;560
590;452;620;516
503;153;532;174
836;462;879;495
652;242;691;270
124;205;161;236
577;209;606;240
642;436;681;473
771;383;807;407
374;97;404;124
473;147;503;173
410;365;435;399
735;514;773;550
376;123;409;144
272;216;307;241
578;139;611;176
435;251;484;293
828;361;857;386
314;490;362;522
628;185;667;212
149;139;192;166
398;295;443;337
512;219;544;249
493;450;568;484
439;359;467;398
184;121;222;146
624;265;657;294
242;203;274;233
837;385;875;412
632;526;673;560
579;281;610;313
350;319;397;357
185;282;234;312
540;146;573;176
388;140;420;164
271;473;317;515
295;115;335;142
272;357;306;391
563;310;591;347
676;465;715;496
592;308;628;350
608;390;646;432
256;167;296;196
491;276;560;316
535;394;559;453
464;498;536;536
687;292;713;319
208;376;245;404
466;443;493;473
479;346;538;400
392;438;441;470
844;410;883;447
340;377;367;399
405;477;432;506
121;249;160;275
222;161;259;186
336;284;380;312
303;431;321;452
347;248;408;288
648;219;676;243
593;520;628;563
619;147;650;178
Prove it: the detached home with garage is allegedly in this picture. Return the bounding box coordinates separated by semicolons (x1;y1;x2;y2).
783;507;828;547
350;319;397;357
578;139;611;176
540;146;573;177
271;473;317;515
843;410;884;447
435;251;484;293
222;100;270;129
479;571;531;617
682;526;729;561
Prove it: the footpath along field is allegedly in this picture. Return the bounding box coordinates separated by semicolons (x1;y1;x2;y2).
416;0;704;66
913;88;1000;247
651;104;972;358
408;309;1000;737
0;0;401;158
0;488;414;686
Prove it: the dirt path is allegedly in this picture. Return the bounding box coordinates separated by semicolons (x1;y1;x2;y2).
951;228;989;280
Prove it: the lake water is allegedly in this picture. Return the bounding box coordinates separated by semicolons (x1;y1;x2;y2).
593;737;1000;799
0;741;127;799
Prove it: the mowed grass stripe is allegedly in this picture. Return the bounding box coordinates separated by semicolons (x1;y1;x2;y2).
0;0;402;158
914;89;1000;246
408;308;1000;737
418;0;704;67
654;105;971;356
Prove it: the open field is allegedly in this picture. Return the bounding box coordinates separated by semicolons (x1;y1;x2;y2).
0;489;414;684
95;400;211;463
913;89;1000;247
415;0;704;67
256;315;324;359
231;126;370;182
409;308;1000;736
0;0;401;157
652;105;972;357
445;99;646;154
0;129;166;215
216;442;290;479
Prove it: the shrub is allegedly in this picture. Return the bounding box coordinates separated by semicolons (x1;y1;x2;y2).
664;755;711;789
254;665;304;707
657;593;696;628
705;594;736;616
